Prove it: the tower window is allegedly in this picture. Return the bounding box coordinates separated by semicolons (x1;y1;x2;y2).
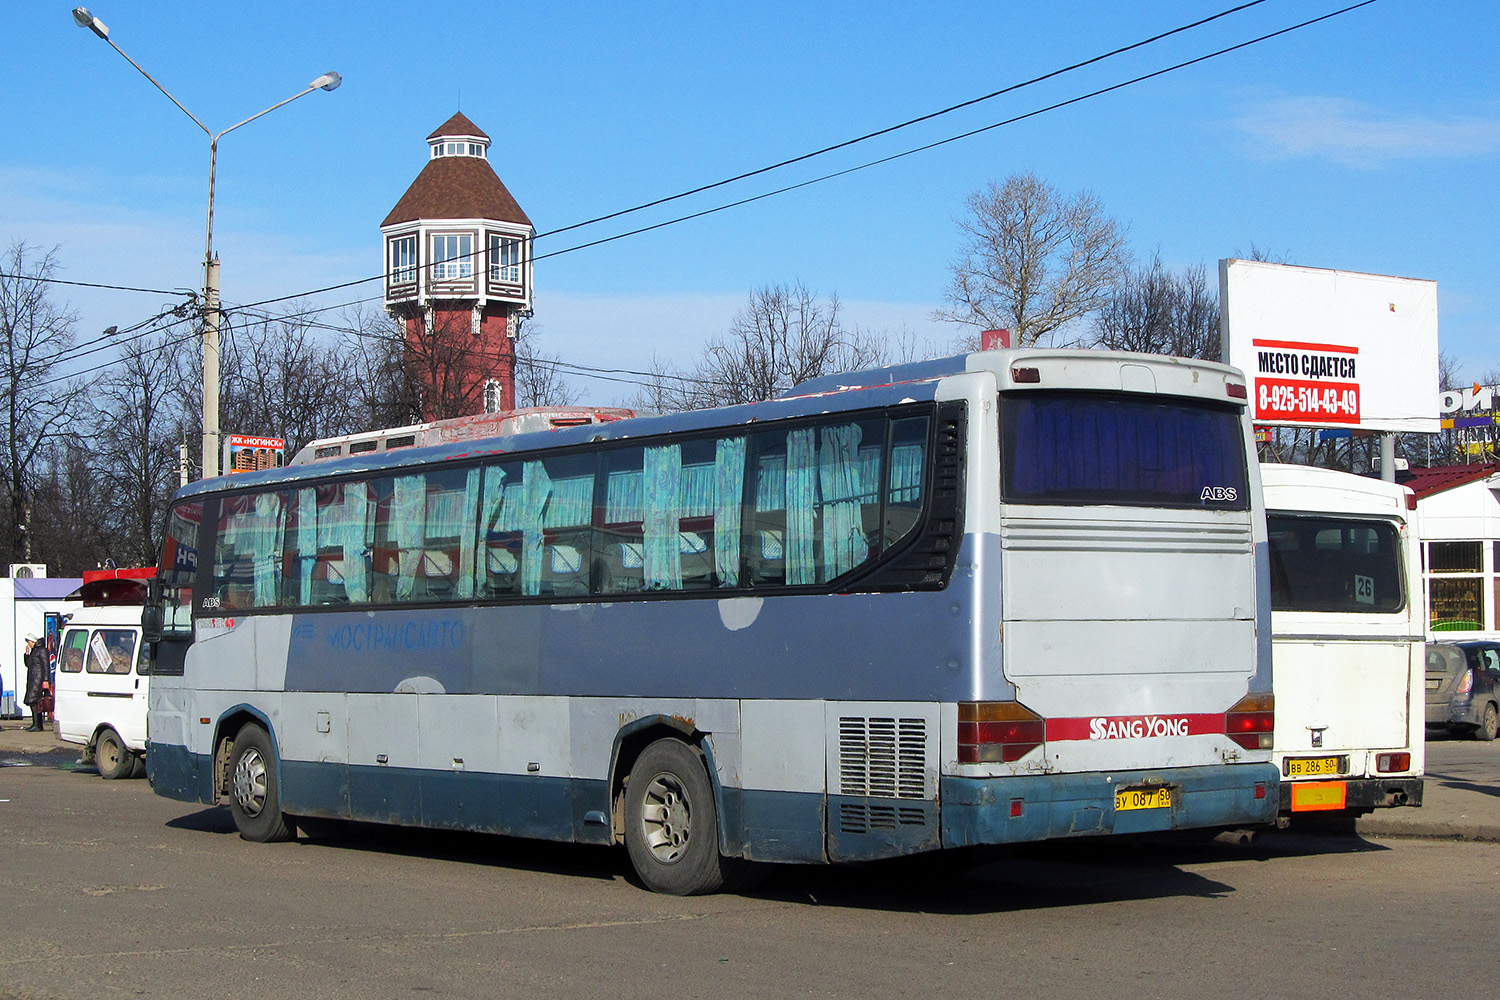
489;235;522;284
390;236;417;285
430;139;486;159
432;234;473;281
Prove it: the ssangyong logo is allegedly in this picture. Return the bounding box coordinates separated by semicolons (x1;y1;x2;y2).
1088;715;1191;740
1200;486;1238;502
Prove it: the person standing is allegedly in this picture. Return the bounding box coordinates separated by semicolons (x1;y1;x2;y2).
23;634;48;732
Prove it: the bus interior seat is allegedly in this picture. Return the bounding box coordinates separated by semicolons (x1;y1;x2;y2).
544;543;589;595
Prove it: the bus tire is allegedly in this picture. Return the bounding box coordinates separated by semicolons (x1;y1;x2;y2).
1476;703;1499;742
227;724;294;843
96;727;133;781
624;739;736;895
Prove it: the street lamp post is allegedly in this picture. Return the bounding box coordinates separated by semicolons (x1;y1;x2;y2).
71;7;339;478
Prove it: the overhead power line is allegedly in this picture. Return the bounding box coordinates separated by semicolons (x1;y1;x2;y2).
0;272;184;296
235;0;1378;313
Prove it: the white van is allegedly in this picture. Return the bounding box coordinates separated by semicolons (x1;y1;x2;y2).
1261;464;1425;816
53;570;152;779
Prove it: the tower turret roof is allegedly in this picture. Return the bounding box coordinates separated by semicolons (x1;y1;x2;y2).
383;114;530;228
427;111;489;141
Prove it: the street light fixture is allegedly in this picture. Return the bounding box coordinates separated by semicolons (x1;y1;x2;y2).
71;7;340;478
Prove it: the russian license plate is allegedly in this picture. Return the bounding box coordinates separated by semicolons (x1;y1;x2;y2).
1286;756;1341;777
1115;786;1173;811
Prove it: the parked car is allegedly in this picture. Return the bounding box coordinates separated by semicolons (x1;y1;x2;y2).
1426;641;1500;740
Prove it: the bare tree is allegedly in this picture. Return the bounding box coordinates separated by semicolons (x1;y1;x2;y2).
0;242;83;564
1089;255;1220;361
26;437;119;575
93;328;193;565
636;283;890;412
512;316;579;409
220;305;362;454
338;304;421;430
936;173;1130;348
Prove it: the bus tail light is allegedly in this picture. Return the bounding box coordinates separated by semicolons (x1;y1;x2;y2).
959;701;1044;763
1225;692;1274;751
1376;752;1411;773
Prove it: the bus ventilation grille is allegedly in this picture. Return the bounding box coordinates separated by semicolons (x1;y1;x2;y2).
839;716;927;797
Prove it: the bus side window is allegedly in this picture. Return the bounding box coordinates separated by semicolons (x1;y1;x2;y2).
598;447;646;594
214;492;286;610
886;417;929;547
378;467;480;604
533;454;594;597
159;500;201;631
478;462;524;599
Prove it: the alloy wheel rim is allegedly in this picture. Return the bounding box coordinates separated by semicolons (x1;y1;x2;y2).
641;772;691;863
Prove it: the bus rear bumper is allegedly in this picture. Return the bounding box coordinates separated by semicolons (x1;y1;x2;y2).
1278;775;1423;815
940;763;1280;848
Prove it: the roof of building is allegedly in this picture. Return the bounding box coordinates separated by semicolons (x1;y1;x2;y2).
381;155;532;228
1396;462;1500;500
427;111;489;141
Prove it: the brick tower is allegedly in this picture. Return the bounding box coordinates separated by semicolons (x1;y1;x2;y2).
381;113;534;420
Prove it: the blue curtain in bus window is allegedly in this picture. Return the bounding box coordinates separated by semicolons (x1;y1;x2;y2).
292;487;317;605
818;423;869;578
454;468;481;598
605;464;643;523
786;427;817;585
520;460;551;596
339;482;372;602
479;465;524;594
644;443;683;590
251;492;285;607
890;444;923;504
392;474;425;600
714;436;746;587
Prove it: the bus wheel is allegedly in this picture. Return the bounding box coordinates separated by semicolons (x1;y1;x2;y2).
227;724;294;843
624;739;736;895
1477;704;1499;742
96;728;133;781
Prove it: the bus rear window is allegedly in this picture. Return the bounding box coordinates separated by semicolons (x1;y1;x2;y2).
1268;515;1404;613
1000;392;1249;510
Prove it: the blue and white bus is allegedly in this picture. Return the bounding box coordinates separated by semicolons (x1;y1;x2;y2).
144;348;1278;894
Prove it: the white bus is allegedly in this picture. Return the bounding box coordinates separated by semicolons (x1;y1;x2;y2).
55;569;155;779
144;349;1278;894
1261;464;1424;816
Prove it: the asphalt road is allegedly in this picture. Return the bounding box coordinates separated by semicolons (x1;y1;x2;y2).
0;754;1495;1000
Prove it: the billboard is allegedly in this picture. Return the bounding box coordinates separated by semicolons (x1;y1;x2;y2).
223;434;285;474
1220;260;1439;433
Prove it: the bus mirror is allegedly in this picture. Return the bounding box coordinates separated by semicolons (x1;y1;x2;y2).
141;603;164;643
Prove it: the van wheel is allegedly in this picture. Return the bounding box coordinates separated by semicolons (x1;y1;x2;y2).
96;727;133;780
1476;703;1499;742
624;739;739;895
227;724;294;843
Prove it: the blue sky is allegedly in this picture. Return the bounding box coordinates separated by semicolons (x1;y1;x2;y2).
5;1;1497;405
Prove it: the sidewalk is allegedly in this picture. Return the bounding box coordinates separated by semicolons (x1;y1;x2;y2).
0;720;75;758
4;721;1496;841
